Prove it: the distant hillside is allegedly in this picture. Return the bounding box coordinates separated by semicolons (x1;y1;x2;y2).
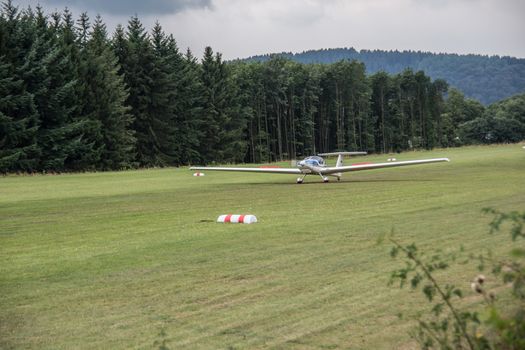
244;48;525;105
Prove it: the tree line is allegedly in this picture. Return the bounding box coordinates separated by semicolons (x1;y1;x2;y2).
246;47;525;105
1;2;524;173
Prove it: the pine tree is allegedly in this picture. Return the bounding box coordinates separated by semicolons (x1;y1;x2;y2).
111;24;128;74
178;48;204;164
0;1;40;172
116;16;166;167
0;57;39;172
199;46;222;163
229;62;263;163
429;78;448;147
220;58;248;163
371;71;391;153
161;38;204;165
199;46;247;163
34;8;98;171
0;0;19;64
262;56;289;160
148;22;179;165
79;14;135;169
399;69;418;149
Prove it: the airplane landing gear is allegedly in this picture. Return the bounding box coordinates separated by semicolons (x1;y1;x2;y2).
318;174;329;183
296;177;303;184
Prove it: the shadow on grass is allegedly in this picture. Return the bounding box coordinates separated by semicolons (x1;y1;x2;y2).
239;178;439;186
153;328;170;350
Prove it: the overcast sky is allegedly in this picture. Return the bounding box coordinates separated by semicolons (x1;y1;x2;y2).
14;0;525;59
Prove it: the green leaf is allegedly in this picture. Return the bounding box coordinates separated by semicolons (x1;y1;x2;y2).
411;273;423;289
390;246;399;258
431;303;444;316
452;288;463;298
511;248;525;258
423;285;436;302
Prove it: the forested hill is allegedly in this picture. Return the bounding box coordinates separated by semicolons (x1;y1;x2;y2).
244;48;525;105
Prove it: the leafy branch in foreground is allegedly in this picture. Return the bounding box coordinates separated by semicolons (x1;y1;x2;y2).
389;209;525;350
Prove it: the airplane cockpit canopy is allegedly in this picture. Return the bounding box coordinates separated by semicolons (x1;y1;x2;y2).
302;156;326;167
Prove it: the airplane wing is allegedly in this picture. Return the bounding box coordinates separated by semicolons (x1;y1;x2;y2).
190;166;302;175
319;158;450;175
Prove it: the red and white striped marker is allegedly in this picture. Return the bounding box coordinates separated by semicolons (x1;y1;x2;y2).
217;214;257;224
193;172;205;176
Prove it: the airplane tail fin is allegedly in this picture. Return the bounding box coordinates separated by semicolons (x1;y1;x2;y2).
336;154;344;168
318;151;367;168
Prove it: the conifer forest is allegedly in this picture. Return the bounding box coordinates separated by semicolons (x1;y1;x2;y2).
1;2;524;173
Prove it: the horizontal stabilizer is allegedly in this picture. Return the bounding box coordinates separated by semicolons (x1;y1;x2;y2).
318;151;367;168
318;151;367;157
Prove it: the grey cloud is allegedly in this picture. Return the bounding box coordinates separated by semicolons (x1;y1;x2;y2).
14;0;525;59
40;0;211;15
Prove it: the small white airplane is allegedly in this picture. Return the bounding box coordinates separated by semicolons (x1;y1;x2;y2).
190;152;450;184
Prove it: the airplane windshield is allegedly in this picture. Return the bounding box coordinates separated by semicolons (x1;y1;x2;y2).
303;156;325;166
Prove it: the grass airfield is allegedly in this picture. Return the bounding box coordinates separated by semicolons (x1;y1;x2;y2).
1;144;524;349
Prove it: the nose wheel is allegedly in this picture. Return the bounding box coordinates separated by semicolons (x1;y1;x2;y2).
296;174;307;184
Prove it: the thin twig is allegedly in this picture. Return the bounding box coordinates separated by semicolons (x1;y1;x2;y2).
391;238;476;350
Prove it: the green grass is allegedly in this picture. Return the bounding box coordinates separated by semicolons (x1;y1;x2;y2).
1;144;524;349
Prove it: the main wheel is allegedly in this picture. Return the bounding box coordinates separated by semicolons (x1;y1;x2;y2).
296;178;303;184
323;177;329;183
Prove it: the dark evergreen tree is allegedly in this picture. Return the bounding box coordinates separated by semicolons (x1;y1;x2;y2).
0;57;39;172
220;60;249;163
282;61;319;158
148;22;179;165
199;46;222;163
111;24;128;74
317;60;371;153
398;69;418;149
261;56;289;160
230;62;263;163
175;48;204;164
0;1;40;173
35;8;98;171
370;71;391;153
199;46;247;163
116;16;170;167
429;78;448;147
78;14;135;169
